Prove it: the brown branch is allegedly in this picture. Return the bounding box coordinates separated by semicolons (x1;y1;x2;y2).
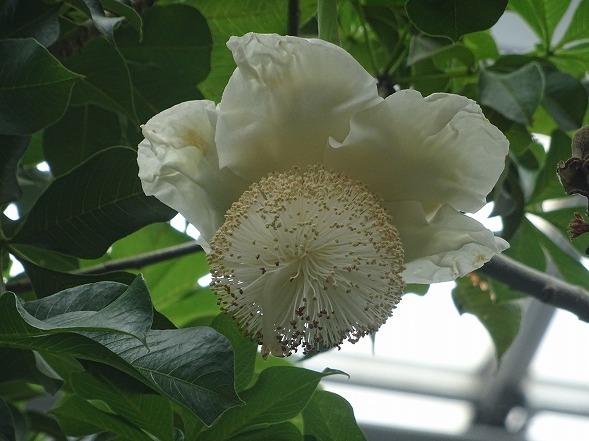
477;253;589;322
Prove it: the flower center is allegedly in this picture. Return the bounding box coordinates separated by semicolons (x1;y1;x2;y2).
208;165;405;357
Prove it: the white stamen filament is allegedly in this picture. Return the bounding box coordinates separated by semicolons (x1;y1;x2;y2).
208;165;405;357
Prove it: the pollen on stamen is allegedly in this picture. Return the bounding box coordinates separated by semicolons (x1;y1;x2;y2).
208;164;405;358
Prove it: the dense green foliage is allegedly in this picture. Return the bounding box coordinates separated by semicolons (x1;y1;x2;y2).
1;0;588;439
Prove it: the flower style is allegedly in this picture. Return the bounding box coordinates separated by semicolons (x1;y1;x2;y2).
138;33;509;357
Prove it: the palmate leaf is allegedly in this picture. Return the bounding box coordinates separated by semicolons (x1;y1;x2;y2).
406;0;507;41
0;278;241;425
0;39;82;135
12;146;176;259
509;0;569;49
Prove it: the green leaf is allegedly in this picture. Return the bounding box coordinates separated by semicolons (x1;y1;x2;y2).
66;0;124;41
478;62;545;126
558;0;589;47
541;67;587;131
102;0;143;39
52;395;152;440
0;281;241;424
18;258;136;298
528;130;572;204
302;390;366;441
452;276;521;361
0;0;60;46
0;398;16;441
199;367;344;441
63;37;137;123
116;4;212;87
69;372;174;441
463;31;500;62
408;35;474;68
230;422;302;441
188;0;291;101
0;135;29;206
126;61;202;125
0;277;151;342
0;38;82;135
25;411;67;441
88;328;242;425
536;207;589;256
406;0;508;41
12;146;175;259
0;348;63;394
509;0;570;49
212;313;258;392
42;104;123;176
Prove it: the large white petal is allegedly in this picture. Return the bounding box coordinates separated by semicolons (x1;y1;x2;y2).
386;201;509;284
215;33;382;181
325;89;508;215
138;101;249;249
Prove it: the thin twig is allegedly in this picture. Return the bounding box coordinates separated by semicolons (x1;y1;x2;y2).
477;254;589;322
5;242;203;294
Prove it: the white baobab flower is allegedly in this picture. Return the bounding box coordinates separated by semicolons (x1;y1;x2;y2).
138;33;509;357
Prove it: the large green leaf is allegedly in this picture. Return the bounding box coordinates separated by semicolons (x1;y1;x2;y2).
117;4;212;87
64;37;137;123
0;135;29;206
452;276;521;361
406;0;507;41
199;367;344;441
302;390;366;441
0;0;60;46
509;0;570;49
186;0;291;101
0;279;241;424
0;277;151;342
52;395;152;441
0;39;82;135
127;61;202;125
478;62;544;126
69;372;174;441
541;67;587;131
12;146;176;259
42;104;123;176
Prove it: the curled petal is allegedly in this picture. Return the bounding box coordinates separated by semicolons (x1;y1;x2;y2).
386;201;509;284
138;101;248;248
215;33;382;181
325;89;508;215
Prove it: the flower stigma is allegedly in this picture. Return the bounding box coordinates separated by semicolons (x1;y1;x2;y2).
208;165;405;357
